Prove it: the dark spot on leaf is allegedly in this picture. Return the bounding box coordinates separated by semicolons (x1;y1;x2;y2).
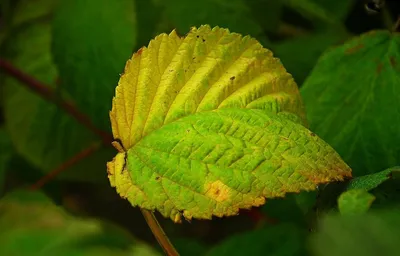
345;43;364;54
196;35;199;38
230;76;235;81
376;62;383;74
214;188;220;195
202;39;206;42
186;129;190;133
193;57;196;60
310;132;316;137
155;176;161;181
390;56;397;67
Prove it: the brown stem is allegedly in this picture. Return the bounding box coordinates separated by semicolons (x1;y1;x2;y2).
141;209;180;256
0;59;113;145
1;58;178;255
29;143;101;190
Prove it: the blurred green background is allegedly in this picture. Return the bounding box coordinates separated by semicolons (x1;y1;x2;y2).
0;0;399;255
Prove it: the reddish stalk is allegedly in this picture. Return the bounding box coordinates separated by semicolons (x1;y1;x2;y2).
29;143;101;190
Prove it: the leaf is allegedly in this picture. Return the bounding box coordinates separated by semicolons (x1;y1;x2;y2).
172;238;208;256
310;210;400;256
1;5;114;182
207;223;307;256
164;0;269;45
0;127;13;194
272;29;348;84
52;0;137;131
347;166;400;191
338;189;375;215
11;0;57;27
261;192;316;226
0;190;160;256
284;0;356;25
301;30;400;176
246;0;284;33
107;25;351;222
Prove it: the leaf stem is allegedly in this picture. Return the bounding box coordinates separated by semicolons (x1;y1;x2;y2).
141;209;180;256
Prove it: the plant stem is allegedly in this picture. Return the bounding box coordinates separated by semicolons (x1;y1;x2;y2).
141;209;179;256
29;143;101;190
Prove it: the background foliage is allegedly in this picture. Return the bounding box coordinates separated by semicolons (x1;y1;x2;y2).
0;0;399;255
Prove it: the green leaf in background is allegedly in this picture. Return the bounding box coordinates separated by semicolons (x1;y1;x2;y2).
273;29;348;84
172;238;208;256
164;0;269;45
0;127;13;194
0;190;160;256
135;0;163;49
1;2;114;182
246;0;283;34
311;209;400;256
338;189;375;215
52;0;137;131
261;192;317;226
207;223;307;256
284;0;356;25
301;30;400;176
347;166;400;191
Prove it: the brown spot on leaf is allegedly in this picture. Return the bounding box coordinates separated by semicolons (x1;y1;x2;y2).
205;180;231;202
230;76;235;81
390;56;397;68
155;176;161;181
345;43;364;54
310;132;316;137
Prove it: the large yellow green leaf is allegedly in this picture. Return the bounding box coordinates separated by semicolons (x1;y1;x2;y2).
107;25;351;222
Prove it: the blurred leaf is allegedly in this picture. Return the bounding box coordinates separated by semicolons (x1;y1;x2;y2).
273;29;348;84
338;189;375;215
173;238;208;256
347;166;400;191
284;0;356;25
207;223;307;256
370;178;400;210
311;209;400;256
0;127;13;194
52;0;137;131
1;7;114;182
135;0;163;49
164;0;269;45
0;189;160;256
301;30;400;176
12;0;57;26
246;0;283;33
261;192;316;226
